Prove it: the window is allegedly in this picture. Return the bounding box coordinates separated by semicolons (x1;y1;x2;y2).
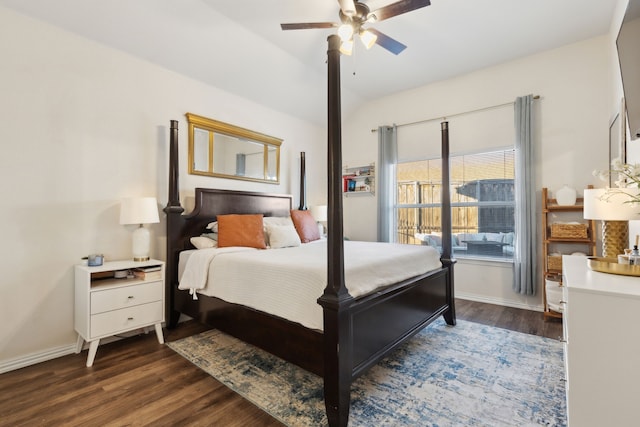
396;149;515;260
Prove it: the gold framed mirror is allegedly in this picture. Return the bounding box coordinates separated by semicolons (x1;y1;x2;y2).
186;113;282;184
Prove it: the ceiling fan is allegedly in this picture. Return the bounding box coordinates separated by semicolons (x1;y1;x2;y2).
280;0;431;55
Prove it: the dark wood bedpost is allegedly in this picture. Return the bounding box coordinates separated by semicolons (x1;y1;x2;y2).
317;34;354;427
440;121;456;326
299;152;307;210
163;119;185;328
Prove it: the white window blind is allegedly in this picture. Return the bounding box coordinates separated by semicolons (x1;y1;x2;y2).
397;103;514;160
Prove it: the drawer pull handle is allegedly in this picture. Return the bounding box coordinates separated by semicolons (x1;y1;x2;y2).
127;317;134;321
559;300;567;304
127;296;134;299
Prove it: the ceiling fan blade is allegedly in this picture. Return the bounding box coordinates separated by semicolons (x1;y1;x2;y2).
371;0;431;22
368;28;407;55
280;22;337;30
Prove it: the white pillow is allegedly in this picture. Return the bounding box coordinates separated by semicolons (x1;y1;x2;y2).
266;224;301;249
190;236;218;249
206;221;218;232
263;216;294;227
263;216;293;246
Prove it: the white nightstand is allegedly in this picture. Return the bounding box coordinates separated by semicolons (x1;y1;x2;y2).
74;259;165;367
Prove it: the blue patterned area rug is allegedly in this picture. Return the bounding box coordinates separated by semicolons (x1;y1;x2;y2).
167;318;566;426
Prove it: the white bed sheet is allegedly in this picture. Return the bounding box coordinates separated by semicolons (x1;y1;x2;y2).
178;240;442;331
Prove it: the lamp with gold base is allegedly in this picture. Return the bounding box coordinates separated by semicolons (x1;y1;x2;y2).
583;188;639;259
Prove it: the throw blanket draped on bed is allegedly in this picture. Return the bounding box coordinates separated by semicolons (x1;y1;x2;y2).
178;241;441;331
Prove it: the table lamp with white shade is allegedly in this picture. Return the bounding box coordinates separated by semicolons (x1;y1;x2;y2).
310;205;328;236
583;188;640;258
120;197;160;261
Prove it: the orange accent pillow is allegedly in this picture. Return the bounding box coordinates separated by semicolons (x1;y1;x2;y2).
290;210;321;243
217;214;267;249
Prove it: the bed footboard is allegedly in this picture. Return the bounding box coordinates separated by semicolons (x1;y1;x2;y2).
351;266;452;376
320;262;455;427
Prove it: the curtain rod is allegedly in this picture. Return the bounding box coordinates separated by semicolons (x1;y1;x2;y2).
371;95;540;132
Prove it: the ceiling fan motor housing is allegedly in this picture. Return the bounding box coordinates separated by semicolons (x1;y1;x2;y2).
339;1;372;27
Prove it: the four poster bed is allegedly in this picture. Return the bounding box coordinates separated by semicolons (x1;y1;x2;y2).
164;35;455;427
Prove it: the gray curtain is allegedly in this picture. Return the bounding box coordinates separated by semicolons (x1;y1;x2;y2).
377;125;397;242
513;95;536;295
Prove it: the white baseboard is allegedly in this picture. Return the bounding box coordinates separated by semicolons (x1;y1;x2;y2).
0;330;153;374
456;292;544;312
0;344;77;374
0;321;185;374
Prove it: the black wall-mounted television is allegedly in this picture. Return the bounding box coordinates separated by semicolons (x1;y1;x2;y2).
617;0;640;140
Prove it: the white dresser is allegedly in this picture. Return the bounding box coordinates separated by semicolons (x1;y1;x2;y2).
74;259;165;367
563;255;640;426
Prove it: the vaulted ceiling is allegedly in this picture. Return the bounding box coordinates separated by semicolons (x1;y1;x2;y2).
0;0;616;125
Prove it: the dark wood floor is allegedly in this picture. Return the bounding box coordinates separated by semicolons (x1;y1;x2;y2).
0;299;562;427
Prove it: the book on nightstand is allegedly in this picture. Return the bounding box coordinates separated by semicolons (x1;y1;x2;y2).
132;266;162;280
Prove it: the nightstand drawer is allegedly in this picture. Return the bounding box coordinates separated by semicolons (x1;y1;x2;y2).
90;301;163;337
91;281;162;314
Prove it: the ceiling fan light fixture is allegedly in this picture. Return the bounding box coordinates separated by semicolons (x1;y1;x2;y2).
337;24;354;41
338;0;356;17
359;29;377;49
339;39;353;55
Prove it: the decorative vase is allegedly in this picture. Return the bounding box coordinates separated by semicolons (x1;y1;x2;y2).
556;185;577;206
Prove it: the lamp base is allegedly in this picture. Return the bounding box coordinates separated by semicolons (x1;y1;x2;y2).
602;220;629;259
132;225;151;262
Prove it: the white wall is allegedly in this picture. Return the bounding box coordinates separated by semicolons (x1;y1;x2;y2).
0;6;325;369
341;36;612;310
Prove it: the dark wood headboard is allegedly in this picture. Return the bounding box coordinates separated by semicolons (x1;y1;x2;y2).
169;188;292;252
164;187;292;325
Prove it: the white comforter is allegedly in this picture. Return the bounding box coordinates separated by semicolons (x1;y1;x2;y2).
178;240;442;331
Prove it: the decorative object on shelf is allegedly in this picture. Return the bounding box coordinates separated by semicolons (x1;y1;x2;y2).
310;205;328;236
342;163;375;196
113;269;129;279
550;222;588;239
630;242;640;265
120;197;160;262
555;185;577;206
85;254;104;266
583;188;639;259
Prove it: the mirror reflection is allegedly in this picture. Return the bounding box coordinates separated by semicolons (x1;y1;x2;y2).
186;113;282;184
